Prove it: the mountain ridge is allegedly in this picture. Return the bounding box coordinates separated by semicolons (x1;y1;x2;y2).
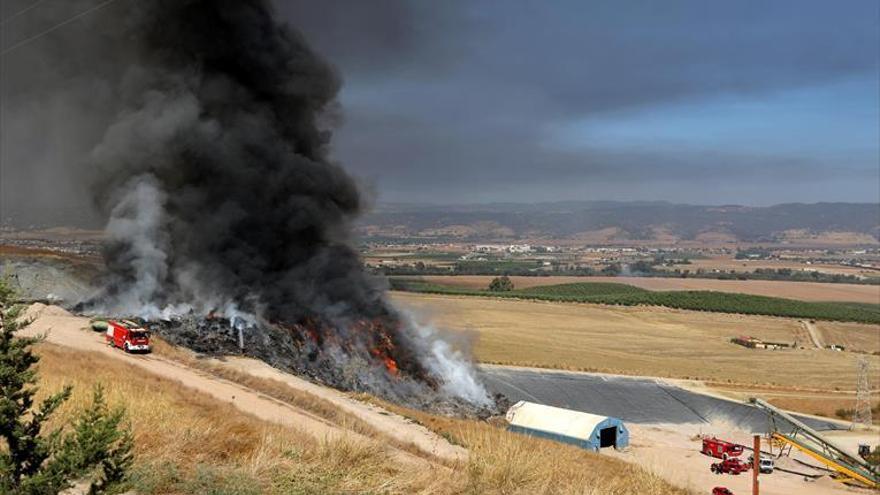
357;201;880;243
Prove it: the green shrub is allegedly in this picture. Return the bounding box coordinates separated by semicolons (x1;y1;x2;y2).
488;276;514;292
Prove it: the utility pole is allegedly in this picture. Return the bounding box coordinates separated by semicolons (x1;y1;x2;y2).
752;435;760;495
854;356;872;429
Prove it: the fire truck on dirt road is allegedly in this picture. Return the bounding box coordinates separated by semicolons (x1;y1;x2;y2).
701;437;744;460
105;320;152;353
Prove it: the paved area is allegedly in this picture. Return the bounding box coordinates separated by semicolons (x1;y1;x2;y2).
481;366;844;432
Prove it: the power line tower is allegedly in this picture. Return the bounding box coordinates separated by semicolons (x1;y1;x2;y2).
853;356;872;429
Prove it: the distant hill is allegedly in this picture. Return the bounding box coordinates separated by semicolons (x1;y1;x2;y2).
356;201;880;244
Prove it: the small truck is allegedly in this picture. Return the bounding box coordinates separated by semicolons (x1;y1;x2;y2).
106;320;152;353
747;454;775;474
710;458;750;475
702;437;744;459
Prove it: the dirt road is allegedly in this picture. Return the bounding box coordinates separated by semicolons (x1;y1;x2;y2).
20;304;464;465
801;320;826;349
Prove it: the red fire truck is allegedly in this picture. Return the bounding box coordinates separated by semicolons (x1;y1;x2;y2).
702;437;744;459
105;320;152;353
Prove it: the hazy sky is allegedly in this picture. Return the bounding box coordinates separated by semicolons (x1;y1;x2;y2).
278;0;880;205
1;0;878;226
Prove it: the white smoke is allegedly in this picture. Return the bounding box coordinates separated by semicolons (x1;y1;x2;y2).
101;174;169;319
403;313;492;407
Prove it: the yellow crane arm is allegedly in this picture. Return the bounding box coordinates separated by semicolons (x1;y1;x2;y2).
771;432;877;488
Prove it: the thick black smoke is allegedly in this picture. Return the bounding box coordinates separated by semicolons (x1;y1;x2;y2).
94;0;373;320
83;0;491;409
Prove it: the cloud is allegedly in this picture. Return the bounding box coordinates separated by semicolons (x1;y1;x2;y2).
1;0;877;229
287;0;879;204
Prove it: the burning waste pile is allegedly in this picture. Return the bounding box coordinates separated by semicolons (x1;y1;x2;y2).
77;0;496;415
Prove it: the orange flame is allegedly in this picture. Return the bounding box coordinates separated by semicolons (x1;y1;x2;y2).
383;356;399;376
285;317;404;378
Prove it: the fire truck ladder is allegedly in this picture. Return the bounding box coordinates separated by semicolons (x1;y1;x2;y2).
749;398;879;488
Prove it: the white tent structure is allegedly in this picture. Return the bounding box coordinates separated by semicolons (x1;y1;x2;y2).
505;401;629;451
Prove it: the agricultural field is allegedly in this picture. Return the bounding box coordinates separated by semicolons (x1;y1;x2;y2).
407;275;880;303
390;278;880;324
668;257;880;279
818;320;880;353
391;292;880;393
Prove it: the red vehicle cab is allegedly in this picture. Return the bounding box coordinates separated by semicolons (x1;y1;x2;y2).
702;437;744;459
106;320;152;353
710;458;750;475
712;488;734;495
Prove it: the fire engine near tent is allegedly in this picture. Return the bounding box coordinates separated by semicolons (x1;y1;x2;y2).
105;320;152;354
505;400;629;451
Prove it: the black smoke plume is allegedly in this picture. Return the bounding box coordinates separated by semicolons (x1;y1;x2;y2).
83;0;491;410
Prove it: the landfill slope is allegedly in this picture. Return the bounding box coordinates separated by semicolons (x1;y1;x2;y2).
481;366;843;432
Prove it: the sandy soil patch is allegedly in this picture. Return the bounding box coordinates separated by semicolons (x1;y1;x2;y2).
613;423;876;495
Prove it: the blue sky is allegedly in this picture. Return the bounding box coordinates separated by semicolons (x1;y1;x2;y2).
553;78;878;160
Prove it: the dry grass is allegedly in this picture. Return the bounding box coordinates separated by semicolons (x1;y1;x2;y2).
150;337;438;462
32;342;693;494
354;395;690;495
392;292;880;391
33;343;444;494
150;338;378;436
816;321;880;353
412;275;880;303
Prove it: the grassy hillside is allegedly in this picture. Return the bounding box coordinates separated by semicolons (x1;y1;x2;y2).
389;278;880;324
33;342;689;495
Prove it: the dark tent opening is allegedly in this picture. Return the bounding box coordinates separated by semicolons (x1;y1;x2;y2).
599;427;617;448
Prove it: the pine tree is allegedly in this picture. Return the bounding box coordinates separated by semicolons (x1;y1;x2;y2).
56;386;133;495
0;281;133;494
0;290;72;493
